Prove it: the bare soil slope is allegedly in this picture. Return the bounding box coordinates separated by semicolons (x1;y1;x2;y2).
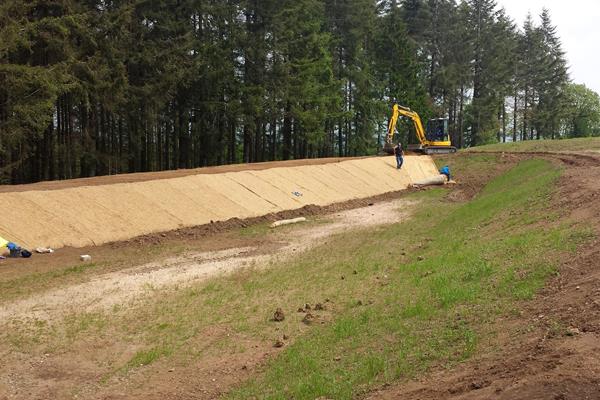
0;156;439;249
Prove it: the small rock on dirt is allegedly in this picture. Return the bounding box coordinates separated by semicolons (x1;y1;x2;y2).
274;340;285;348
566;327;580;336
283;334;289;340
273;308;285;322
302;313;315;325
315;303;324;311
297;307;305;313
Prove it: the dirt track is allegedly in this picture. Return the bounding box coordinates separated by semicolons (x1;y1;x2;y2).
0;199;418;324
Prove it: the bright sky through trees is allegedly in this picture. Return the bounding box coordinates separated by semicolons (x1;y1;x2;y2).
499;0;599;93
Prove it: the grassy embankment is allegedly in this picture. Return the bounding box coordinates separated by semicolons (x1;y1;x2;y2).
2;156;592;400
466;137;600;153
226;158;589;398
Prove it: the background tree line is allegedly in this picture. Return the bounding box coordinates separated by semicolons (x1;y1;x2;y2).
1;0;598;184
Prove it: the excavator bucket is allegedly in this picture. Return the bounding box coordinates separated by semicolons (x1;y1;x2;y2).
382;142;395;155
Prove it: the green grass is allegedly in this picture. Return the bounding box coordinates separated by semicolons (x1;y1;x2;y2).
224;159;586;399
466;137;600;153
127;346;173;368
239;223;272;238
0;262;100;302
3;157;591;399
436;152;498;169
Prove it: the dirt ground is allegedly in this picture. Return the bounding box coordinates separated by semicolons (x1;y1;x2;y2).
366;152;600;400
1;152;599;400
0;191;422;400
0;198;419;323
0;188;424;283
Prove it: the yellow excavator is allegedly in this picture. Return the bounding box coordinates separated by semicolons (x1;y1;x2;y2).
383;104;457;155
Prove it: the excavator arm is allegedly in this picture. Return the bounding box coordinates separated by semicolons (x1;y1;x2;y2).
385;104;427;147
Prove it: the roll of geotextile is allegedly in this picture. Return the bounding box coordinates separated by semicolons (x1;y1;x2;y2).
412;175;447;187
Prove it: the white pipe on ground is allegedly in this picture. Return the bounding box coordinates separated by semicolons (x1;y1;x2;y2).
270;217;307;228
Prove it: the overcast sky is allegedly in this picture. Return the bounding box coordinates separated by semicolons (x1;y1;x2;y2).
498;0;599;93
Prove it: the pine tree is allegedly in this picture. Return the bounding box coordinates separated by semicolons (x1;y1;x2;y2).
535;8;569;139
464;0;515;146
273;0;340;159
374;1;428;147
563;84;600;137
0;0;578;183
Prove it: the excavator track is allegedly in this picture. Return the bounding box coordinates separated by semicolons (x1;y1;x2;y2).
422;146;457;155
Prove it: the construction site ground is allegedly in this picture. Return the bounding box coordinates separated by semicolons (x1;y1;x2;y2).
0;149;599;399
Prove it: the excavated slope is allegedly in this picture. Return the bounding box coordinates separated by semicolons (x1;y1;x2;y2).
0;156;439;249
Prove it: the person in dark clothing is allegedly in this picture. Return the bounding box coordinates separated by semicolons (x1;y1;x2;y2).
394;142;404;169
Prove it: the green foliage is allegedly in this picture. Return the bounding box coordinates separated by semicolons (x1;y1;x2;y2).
563;83;600;137
0;0;580;183
374;2;429;147
468;136;600;153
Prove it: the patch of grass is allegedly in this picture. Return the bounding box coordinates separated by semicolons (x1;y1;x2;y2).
126;346;173;369
0;263;99;302
466;137;600;153
435;153;499;174
239;223;271;238
224;159;590;399
64;312;108;340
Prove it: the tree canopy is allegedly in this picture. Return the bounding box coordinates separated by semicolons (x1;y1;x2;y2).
0;0;589;184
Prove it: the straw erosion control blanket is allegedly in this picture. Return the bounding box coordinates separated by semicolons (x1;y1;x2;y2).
0;156;439;249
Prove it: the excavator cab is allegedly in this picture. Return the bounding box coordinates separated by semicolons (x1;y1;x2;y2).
426;118;450;143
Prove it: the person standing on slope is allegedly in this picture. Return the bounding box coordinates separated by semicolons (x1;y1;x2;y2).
394;142;404;169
